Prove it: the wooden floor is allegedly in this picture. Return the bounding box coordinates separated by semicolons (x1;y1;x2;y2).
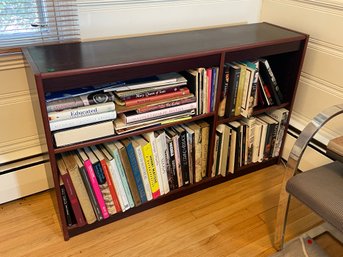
1;164;342;257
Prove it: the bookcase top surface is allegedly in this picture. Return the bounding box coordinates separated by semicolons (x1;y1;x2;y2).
24;22;306;76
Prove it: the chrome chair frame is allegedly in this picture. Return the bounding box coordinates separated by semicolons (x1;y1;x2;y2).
274;103;343;250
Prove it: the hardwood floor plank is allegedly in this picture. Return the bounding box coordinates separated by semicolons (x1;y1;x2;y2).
0;164;340;257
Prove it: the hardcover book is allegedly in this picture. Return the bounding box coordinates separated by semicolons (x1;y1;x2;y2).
57;157;86;227
61;152;97;224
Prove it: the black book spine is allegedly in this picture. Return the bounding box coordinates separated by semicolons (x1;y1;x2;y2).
60;184;76;227
178;131;190;185
79;166;103;221
166;136;178;190
225;65;241;117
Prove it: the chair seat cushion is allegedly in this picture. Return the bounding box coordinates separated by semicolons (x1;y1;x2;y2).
286;161;343;233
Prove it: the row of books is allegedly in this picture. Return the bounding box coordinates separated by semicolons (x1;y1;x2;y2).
57;121;210;227
218;59;284;119
212;108;289;177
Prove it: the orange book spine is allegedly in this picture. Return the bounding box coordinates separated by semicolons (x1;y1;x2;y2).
125;88;190;107
100;159;122;212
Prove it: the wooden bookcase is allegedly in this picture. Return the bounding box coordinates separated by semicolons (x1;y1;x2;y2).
23;22;308;240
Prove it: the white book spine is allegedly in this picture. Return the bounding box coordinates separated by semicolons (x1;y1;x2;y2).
252;123;261;163
258;123;268;162
50;111;116;131
144;133;165;195
125;102;196;124
134;145;153;201
108;159;130;212
48;102;115;122
156;132;170;194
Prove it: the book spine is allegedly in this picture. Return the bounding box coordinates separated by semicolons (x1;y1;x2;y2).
100;159;122;212
136;96;195;114
179;131;190;185
126;143;148;203
107;159;131;212
84;160;109;219
218;66;229;117
262;59;284;103
206;68;212;113
134;145;153;201
199;123;209;178
172;135;183;187
60;184;75;226
47;92;115;112
125;102;196;124
113;151;135;208
48;102;115;122
166;136;178;190
49;111;117;131
78;165;103;221
118;86;180;100
125;88;190;107
225;66;240;117
142;143;161;199
60;173;86;227
156;133;170;194
67;164;97;224
186;130;195;184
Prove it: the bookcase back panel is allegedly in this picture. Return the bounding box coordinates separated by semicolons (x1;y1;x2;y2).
42;54;222;93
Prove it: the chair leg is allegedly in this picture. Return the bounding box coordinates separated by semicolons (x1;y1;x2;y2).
274;191;291;251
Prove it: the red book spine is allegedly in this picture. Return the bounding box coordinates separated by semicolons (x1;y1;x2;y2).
60;173;86;227
124;88;190;107
120;86;180;100
99;159;122;213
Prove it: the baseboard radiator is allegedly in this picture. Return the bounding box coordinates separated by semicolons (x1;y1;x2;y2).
0;154;52;204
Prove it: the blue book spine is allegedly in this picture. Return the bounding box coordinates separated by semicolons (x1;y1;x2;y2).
93;162;106;185
210;67;217;112
113;150;135;208
126;143;147;203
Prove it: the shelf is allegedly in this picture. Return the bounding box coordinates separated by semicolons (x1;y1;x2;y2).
54;112;215;154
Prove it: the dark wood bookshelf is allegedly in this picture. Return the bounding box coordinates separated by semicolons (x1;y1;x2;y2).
23;22;308;240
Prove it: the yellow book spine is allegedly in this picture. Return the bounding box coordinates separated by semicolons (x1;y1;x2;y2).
142;143;160;199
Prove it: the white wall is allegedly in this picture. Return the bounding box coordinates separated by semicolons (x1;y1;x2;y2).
0;1;262;203
78;0;262;40
261;0;343;146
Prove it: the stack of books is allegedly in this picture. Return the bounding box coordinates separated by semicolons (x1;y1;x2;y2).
57;121;210;227
46;83;122;147
218;59;284;118
212;108;289;177
111;72;200;134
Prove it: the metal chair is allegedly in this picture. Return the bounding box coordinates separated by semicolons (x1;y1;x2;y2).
274;103;343;251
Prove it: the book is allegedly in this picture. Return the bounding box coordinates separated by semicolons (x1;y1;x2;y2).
255;118;268;162
173;126;190;185
48;102;116;122
155;131;170;194
114;84;183;101
252;121;262;163
210;67;219;112
164;133;179;190
60;181;76;226
119;101;196;124
84;146;116;215
259;58;284;105
116;88;191;107
212;133;220;177
53;121;115;147
143;132;165;195
49;111;116;131
180;70;199;115
240;61;256;118
257;115;278;160
228;121;242;170
114;141;142;206
181;124;195;184
138;137;161;199
90;145;122;213
216;124;231;177
103;142;134;209
206;68;212;113
234;63;247;116
267;108;289;157
196;120;210;178
74;151;103;221
165;128;183;187
131;136;153;201
61;152;97;224
225;63;241;117
47;91;116;113
227;124;236;174
122;139;148;203
106;72;187;92
77;148;109;219
186;122;202;183
218;65;229;117
56;157;86;227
